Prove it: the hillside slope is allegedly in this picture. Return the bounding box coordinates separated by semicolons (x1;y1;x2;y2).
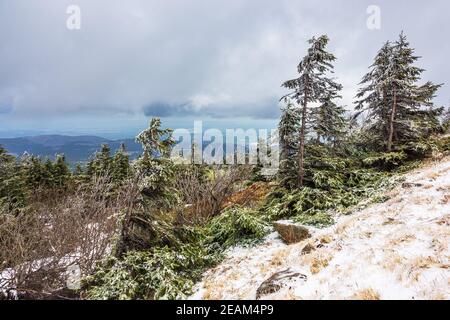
191;157;450;300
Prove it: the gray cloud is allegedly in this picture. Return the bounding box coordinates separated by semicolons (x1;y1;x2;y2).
143;97;280;119
0;0;449;123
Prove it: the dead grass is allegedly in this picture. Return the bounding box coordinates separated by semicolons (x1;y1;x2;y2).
351;288;380;300
388;233;416;246
309;255;332;274
222;181;275;209
268;249;289;268
319;235;333;244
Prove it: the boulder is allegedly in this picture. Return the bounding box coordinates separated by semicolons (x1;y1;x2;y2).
273;220;311;244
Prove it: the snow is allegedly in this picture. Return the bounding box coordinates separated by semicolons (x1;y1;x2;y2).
190;157;450;300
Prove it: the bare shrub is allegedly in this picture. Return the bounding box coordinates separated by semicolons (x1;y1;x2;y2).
0;176;135;299
174;165;252;225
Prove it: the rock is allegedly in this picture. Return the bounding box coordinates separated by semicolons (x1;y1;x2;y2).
402;182;423;188
301;243;316;255
273;220;311;244
256;268;307;299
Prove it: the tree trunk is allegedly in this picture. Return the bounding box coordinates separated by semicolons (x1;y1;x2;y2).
387;85;397;152
298;88;308;187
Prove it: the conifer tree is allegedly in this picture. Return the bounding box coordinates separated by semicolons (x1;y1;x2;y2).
0;146;28;211
355;41;393;148
311;89;347;147
85;144;114;179
53;154;71;189
278;100;300;187
281;35;341;187
21;155;49;190
96;144;113;176
134;118;175;199
444;106;450;132
356;33;443;151
43;159;55;188
116;118;176;257
74;163;84;176
112;143;130;183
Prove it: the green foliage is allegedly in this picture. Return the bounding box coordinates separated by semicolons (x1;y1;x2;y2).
281;35;343;187
85;143;131;187
0;147;28;212
262;157;399;227
205;206;269;247
134;118;176;202
263;187;334;226
355;32;443;152
83;243;221;300
52;154;71;189
112;143;131;183
363;151;407;169
443;107;450;133
293;211;334;228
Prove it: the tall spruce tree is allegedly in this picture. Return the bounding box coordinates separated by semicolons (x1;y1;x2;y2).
355;41;393;148
134;118;175;198
356;33;443;151
281;35;341;187
116;118;176;257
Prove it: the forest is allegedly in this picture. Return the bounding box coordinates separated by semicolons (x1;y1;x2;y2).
1;32;449;300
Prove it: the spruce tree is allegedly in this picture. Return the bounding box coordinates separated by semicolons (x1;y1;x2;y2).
86;144;114;179
74;163;84;176
0;146;28;211
43;159;55;188
278;100;300;187
134;118;176;200
53;154;71;189
23;155;45;190
281;35;341;187
355;41;393;149
116;118;176;257
96;144;113;176
311;89;347;148
356;33;443;151
444;106;450;132
112;143;130;183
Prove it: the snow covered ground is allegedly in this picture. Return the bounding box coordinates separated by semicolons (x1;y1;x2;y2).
190;156;450;300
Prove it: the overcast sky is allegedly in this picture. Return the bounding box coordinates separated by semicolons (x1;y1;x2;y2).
0;0;449;138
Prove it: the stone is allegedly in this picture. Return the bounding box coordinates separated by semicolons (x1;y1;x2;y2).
273;220;311;244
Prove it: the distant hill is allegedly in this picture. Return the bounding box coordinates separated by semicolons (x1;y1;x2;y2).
0;135;142;163
0;134;277;165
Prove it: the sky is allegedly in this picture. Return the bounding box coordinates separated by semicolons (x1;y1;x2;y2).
0;0;449;139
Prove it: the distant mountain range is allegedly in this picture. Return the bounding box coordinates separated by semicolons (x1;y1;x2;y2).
0;135;143;163
0;134;277;165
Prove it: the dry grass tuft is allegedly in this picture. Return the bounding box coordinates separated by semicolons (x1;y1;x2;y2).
351;288;380;300
310;255;332;274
